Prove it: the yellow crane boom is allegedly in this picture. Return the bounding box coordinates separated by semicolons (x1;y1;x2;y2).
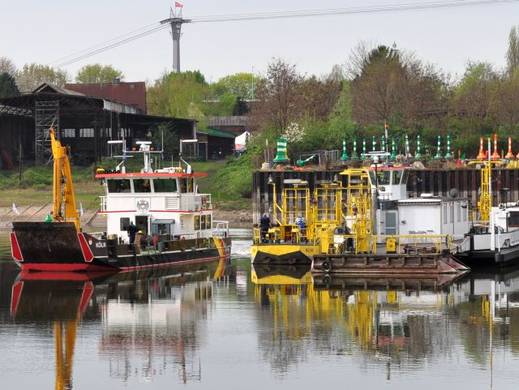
50;129;81;231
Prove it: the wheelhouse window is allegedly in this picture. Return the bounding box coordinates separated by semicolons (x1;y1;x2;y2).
393;170;402;185
154;179;178;193
195;215;201;230
134;179;151;193
107;179;131;193
201;214;212;230
179;178;194;193
508;211;519;227
373;171;390;185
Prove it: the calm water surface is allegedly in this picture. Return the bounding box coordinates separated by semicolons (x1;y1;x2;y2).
1;235;519;389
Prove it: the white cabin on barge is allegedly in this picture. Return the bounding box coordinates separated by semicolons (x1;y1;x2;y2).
96;170;213;243
95;141;217;244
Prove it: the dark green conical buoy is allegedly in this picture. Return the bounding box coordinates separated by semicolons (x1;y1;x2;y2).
273;137;289;164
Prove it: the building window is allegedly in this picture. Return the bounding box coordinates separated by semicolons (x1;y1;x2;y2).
154;179;178;193
107;179;131;193
443;204;447;224
450;203;454;223
101;128;112;138
120;217;130;231
80;128;94;137
134;179;151;193
63;128;75;138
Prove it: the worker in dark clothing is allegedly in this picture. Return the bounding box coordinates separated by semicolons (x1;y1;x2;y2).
260;213;271;243
127;221;138;246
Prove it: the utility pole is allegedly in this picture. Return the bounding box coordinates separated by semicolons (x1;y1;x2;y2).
160;3;191;73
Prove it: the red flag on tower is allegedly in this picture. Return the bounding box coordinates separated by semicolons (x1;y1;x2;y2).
175;1;183;8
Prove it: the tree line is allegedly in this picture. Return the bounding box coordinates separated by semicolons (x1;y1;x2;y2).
249;27;519;157
0;61;124;97
2;25;519;156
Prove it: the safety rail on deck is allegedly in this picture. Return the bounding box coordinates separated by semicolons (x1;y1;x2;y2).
213;220;230;238
253;226;315;245
338;234;452;255
99;196;107;212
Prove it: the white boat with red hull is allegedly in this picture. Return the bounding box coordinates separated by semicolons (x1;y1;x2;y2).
10;131;230;272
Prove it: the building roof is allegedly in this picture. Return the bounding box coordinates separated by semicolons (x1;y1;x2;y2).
64;81;147;113
197;127;236;139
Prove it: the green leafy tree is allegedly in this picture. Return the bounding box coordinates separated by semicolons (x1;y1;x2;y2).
15;63;68;92
327;81;356;143
212;72;256;100
147;71;208;123
76;64;124;83
0;72;20;98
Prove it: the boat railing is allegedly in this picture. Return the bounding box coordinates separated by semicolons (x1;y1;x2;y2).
99;196;107;212
253;224;311;245
338;234;452;255
213;220;229;238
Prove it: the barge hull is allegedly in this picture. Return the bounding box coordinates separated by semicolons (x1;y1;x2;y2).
11;222;230;272
313;253;469;274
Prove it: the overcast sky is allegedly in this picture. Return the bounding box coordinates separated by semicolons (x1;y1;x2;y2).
1;0;519;83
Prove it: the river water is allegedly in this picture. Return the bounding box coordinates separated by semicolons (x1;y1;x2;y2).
1;236;519;389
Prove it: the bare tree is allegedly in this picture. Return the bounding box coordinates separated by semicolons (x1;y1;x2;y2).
15;63;68;92
506;26;519;75
250;59;302;132
0;57;16;77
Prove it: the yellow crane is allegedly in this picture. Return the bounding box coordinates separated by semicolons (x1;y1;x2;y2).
478;161;491;223
50;128;81;231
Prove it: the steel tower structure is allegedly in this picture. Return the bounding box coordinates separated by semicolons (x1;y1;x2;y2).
160;6;191;73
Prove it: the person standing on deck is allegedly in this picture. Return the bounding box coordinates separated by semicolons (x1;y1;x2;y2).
127;221;137;245
260;213;271;243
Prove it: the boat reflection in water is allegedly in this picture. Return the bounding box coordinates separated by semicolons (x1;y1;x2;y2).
9;259;230;389
251;265;518;379
8;259;519;388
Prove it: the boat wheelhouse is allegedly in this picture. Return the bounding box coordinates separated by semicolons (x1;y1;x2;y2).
96;170;214;243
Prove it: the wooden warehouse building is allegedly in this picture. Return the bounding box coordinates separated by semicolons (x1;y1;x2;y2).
0;83;197;167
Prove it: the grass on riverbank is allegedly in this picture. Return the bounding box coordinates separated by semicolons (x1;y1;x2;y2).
0;157;252;211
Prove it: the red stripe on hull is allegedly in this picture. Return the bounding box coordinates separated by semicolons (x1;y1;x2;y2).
77;233;94;262
20;263;113;272
10;233;24;262
18;271;116;281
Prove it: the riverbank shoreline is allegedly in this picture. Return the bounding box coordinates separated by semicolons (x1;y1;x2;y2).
0;204;253;232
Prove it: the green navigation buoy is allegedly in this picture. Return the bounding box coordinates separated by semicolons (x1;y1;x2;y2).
390;138;397;161
415;134;422;159
340;139;348;161
352;139;359;160
405;134;412;158
273;137;289;164
434;135;442;159
445;134;452;159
